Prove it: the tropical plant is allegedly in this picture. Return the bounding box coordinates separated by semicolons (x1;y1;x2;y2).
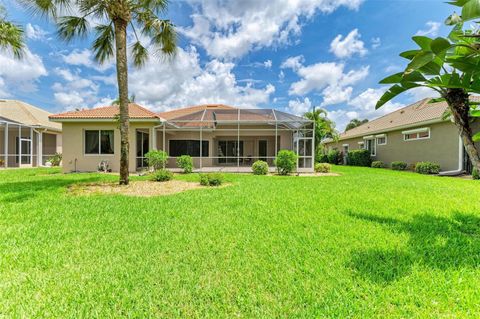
376;1;480;173
145;150;168;170
275;150;298;175
151;168;173;182
176;155;193;174
0;4;24;58
345;119;369;131
48;153;62;166
304;108;338;151
25;0;177;184
327;149;341;165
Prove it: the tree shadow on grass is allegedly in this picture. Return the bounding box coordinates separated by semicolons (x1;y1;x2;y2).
346;211;480;284
0;176;103;203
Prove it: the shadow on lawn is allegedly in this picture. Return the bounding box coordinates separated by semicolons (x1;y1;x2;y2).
346;211;480;284
0;176;102;203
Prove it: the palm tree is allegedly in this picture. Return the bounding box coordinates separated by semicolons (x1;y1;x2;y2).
345;118;368;131
25;0;177;185
0;4;24;58
304;107;338;150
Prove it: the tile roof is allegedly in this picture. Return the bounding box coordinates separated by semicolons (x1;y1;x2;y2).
337;96;480;140
0;99;61;130
49;103;160;120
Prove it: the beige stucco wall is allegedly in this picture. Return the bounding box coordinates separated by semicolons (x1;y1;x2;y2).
60;121;296;172
326;121;462;171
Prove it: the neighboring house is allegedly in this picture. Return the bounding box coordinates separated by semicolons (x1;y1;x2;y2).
323;97;480;174
0;100;62;168
49;103;315;173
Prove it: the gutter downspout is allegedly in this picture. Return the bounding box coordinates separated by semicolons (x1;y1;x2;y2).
439;135;464;176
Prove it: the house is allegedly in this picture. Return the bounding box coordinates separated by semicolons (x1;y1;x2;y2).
49;103;315;173
0;99;62;168
323;97;480;174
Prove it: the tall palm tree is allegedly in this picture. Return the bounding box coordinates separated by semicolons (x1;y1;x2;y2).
0;4;24;58
25;0;176;185
304;107;338;149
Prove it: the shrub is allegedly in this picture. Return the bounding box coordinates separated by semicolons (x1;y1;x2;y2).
473;168;479;180
347;149;372;167
252;160;269;175
315;148;328;163
315;163;331;173
176;155;193;173
327;149;342;165
275;150;298;175
48;153;62;166
199;173;224;186
0;159;4;166
371;161;385;168
151;169;173;182
145;150;168;170
391;161;408;171
415;162;441;175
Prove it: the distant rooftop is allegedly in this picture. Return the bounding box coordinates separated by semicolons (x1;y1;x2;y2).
0;99;61;131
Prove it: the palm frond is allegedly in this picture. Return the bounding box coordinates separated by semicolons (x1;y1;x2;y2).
92;23;114;64
131;41;149;67
19;0;71;19
57;15;89;42
0;21;25;59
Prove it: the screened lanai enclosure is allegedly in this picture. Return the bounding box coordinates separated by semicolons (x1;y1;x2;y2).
0;117;61;168
139;108;315;172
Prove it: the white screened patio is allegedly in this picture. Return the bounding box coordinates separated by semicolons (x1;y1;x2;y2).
136;108;315;172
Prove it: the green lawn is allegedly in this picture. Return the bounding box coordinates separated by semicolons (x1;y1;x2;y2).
1;167;479;318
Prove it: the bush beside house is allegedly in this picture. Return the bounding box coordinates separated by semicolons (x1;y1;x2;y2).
327;149;342;165
347;149;371;167
176;155;193;173
145;150;168;170
151;169;173;182
200;173;224;186
391;161;408;171
472;168;479;180
275;150;298;175
371;161;385;168
252;160;269;175
415;162;440;175
315;163;331;173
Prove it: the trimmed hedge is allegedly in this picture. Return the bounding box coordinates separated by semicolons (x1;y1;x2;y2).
347;149;371;167
415;162;440;175
327;149;342;165
275;150;298;175
252;160;269;175
200;173;224;186
371;161;385;168
315;163;331;173
391;161;408;171
151;169;173;182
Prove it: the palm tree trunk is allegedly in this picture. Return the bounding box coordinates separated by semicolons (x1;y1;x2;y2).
445;89;480;173
114;20;130;185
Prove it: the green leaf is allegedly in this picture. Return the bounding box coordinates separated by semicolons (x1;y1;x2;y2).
412;36;433;50
445;12;463;25
376;83;420;109
462;0;480;20
92;24;114;64
131;41;149;67
405;52;436;74
471;109;480;117
57;16;89;42
400;50;420;60
431;37;451;55
379;73;403;84
473;131;480;142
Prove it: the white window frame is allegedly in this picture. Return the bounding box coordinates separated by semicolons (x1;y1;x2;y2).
363;137;376;156
376;134;387;146
402;128;430;141
358;141;364;149
84;129;115;156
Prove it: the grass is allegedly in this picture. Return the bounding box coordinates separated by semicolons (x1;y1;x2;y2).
1;166;480;318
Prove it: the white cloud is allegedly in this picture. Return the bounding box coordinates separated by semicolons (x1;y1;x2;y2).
52;67;102;109
407;86;439;101
371;37;381;49
287;58;369;107
62;49;113;72
330;29;367;59
181;0;364;59
264;60;272;68
416;21;441;37
328;88;404;131
0;48;47;96
281;55;305;71
25;23;49;41
288;97;312;115
129;46;275;111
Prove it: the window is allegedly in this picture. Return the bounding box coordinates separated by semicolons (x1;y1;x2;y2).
358;141;364;149
169;140;209;157
218;140;243;164
365;139;376;156
403;128;430;141
376;136;387;145
85;130;114;155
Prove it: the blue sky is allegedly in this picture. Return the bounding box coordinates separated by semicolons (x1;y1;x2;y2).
1;0;453;130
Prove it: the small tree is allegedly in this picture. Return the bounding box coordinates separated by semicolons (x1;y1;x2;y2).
376;1;480;173
345;119;368;131
145;150;168;171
